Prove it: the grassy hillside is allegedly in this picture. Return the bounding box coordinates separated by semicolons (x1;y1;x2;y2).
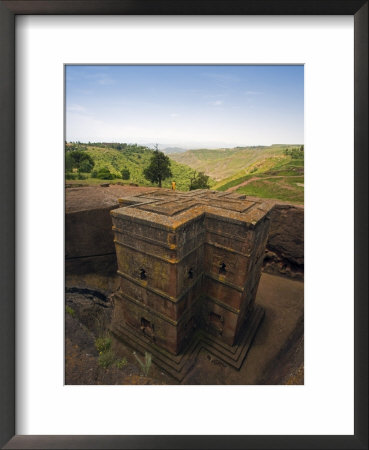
170;145;298;181
65;142;303;203
215;153;304;204
65;143;215;191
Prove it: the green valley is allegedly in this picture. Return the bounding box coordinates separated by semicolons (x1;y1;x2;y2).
65;142;303;204
65;142;215;191
172;145;304;204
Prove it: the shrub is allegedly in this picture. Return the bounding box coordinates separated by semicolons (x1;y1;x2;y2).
65;172;77;180
98;350;116;368
95;336;112;354
121;168;130;180
96;167;115;180
65;152;74;172
65;305;76;317
115;357;128;369
65;150;95;172
189;171;210;190
79;159;94;173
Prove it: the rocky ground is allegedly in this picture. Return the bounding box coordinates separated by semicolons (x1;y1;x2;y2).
65;273;303;385
65;289;159;385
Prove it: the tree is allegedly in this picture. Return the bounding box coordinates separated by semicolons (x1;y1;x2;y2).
65;152;74;172
79;158;94;173
189;171;210;190
121;168;130;180
143;145;172;187
65;150;94;173
92;167;115;180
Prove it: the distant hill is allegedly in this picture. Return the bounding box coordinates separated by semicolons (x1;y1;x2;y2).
65;142;303;203
214;147;304;204
162;147;188;154
169;144;304;203
170;145;300;181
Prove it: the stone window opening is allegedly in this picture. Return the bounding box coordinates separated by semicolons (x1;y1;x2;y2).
140;268;147;280
140;317;155;339
219;262;227;274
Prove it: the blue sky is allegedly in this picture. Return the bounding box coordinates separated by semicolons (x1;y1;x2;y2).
66;65;304;148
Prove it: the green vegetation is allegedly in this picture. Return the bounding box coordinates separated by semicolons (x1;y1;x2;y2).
65;142;209;191
65;305;76;317
133;351;152;376
189;171;210;190
65;150;95;173
94;331;149;372
143;145;172;187
91;167;116;180
64;142;303;203
213;146;304;204
115;357;128;369
215;157;304;191
94;335;128;369
284;145;304;158
95;336;112;354
65;172;87;180
98;350;116;369
95;335;114;368
236;178;304;203
170;144;299;181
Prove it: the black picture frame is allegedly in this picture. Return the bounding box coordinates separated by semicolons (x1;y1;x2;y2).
0;1;367;449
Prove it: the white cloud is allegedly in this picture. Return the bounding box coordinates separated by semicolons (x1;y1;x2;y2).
83;72;115;86
170;113;180;117
210;100;223;106
67;104;86;112
97;77;114;85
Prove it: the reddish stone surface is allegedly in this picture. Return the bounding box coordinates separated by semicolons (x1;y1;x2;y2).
65;186;304;280
111;190;274;355
65;185;159;275
267;204;304;266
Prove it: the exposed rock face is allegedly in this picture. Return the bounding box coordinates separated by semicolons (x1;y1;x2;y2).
267;205;304;265
65;185;157;276
263;204;304;280
66;207;118;275
65;288;113;336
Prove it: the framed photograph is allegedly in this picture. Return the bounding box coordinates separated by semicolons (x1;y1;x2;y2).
0;1;367;449
64;63;305;388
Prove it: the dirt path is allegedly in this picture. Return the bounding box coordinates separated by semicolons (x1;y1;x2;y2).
226;175;302;193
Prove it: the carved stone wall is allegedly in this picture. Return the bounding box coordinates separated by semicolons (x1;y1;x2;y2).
111;190;274;356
